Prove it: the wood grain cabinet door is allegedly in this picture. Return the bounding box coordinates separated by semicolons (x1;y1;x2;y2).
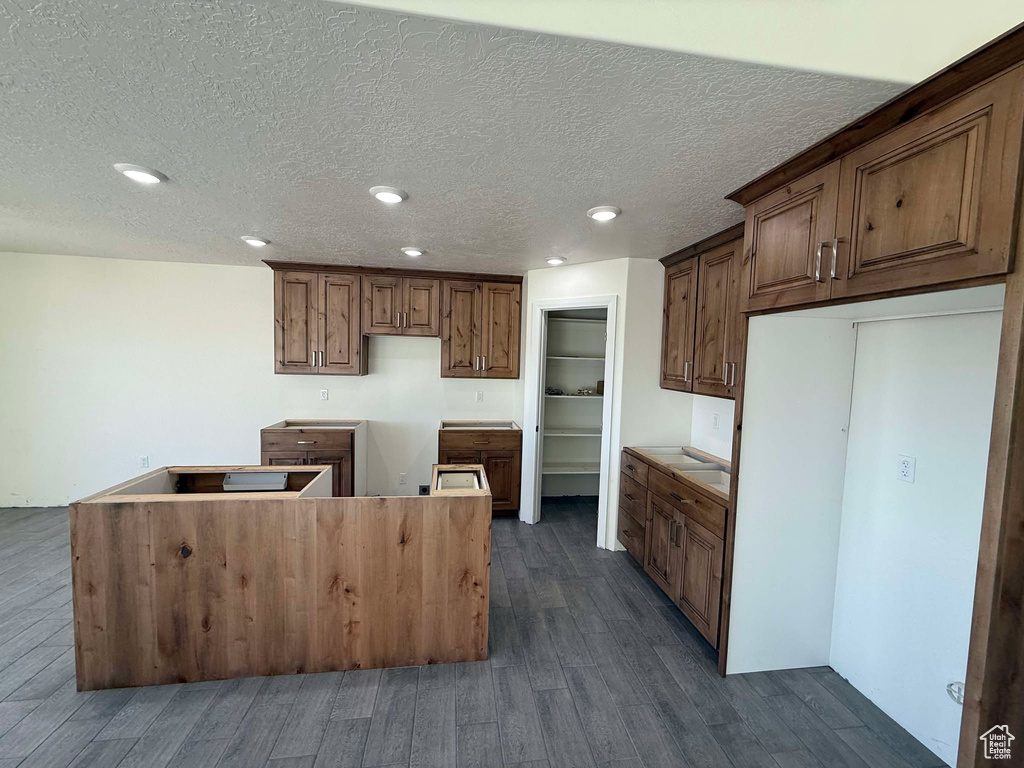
439;449;481;465
274;271;320;374
481;283;521;379
660;259;698;391
676;516;724;648
305;449;352;497
743;161;839;311
481;451;520;512
693;239;742;398
644;494;682;595
261;450;307;467
403;278;441;337
833;68;1024;299
441;280;482;378
362;275;403;335
320;274;364;375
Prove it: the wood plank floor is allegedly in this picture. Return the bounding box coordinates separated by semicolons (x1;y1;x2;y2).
0;500;948;767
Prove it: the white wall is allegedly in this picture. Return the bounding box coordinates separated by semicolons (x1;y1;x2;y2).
830;312;1001;765
0;252;521;505
727;316;858;673
690;394;734;461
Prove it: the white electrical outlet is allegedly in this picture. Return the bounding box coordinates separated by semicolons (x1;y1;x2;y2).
139;455;150;468
712;413;721;430
898;454;916;483
476;391;484;403
399;472;408;485
320;389;329;401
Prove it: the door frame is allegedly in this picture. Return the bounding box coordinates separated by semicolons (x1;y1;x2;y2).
521;294;618;550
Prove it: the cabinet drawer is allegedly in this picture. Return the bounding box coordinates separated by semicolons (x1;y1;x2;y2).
617;508;645;565
619;473;647;526
620;452;649;487
648;468;726;538
261;430;353;453
439;430;522;451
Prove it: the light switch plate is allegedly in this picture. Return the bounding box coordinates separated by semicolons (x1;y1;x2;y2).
320;389;329;401
399;472;408;485
898;454;916;483
476;391;484;403
139;455;150;468
712;413;721;430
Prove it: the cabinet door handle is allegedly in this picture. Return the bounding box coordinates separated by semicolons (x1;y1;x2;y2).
297;440;316;445
669;520;677;545
319;350;324;367
481;355;486;371
814;242;824;282
403;311;408;327
683;361;691;383
829;237;840;280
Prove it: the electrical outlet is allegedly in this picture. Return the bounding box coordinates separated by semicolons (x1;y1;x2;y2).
139;455;150;468
898;454;916;483
320;389;329;401
712;413;721;430
419;484;430;496
399;472;408;485
476;391;484;403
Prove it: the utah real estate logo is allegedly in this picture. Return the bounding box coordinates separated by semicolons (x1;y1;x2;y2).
980;725;1014;760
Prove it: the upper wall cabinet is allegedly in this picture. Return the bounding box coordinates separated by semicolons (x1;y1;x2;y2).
441;280;521;378
362;275;440;337
736;65;1024;311
274;270;364;376
661;229;744;398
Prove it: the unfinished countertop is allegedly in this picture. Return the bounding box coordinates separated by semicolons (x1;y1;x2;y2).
626;445;731;502
439;420;522;431
263;419;365;430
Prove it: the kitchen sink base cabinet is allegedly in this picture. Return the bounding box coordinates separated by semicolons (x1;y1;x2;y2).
438;421;522;513
261;419;367;497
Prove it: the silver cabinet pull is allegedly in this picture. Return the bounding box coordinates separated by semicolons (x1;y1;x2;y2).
829;237;840;280
403;311;408;328
730;362;737;386
319;350;324;367
297;440;316;445
683;361;691;383
481;355;486;371
473;356;479;371
624;493;635;502
815;242;824;282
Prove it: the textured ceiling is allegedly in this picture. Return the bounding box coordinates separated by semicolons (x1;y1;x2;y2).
0;1;904;274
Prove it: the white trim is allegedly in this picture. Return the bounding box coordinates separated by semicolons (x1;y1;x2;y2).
521;294;618;551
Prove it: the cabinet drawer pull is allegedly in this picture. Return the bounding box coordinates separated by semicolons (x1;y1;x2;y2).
297;440;316;445
669;492;692;506
626;464;636;471
473;441;489;445
624;493;635;502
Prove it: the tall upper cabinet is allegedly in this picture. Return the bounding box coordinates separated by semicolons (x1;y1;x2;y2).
733;65;1024;312
441;280;521;378
274;270;364;375
660;226;744;398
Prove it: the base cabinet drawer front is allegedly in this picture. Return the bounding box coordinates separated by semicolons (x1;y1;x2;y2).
676;516;725;648
618;509;645;564
261;430;353;453
647;469;726;538
439;430;522;452
833;68;1024;299
618;472;647;525
644;494;682;596
620;452;649;487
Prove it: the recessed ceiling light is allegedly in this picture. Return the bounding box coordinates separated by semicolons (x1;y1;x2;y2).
241;236;270;247
113;163;166;184
369;186;407;204
586;205;620;222
547;256;567;266
401;247;423;257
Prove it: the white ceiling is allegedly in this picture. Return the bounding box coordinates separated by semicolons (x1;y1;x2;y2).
0;0;905;274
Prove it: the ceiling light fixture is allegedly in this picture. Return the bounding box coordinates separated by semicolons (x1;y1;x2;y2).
401;247;423;257
369;186;408;204
586;205;620;222
241;236;270;247
113;163;167;185
547;256;567;266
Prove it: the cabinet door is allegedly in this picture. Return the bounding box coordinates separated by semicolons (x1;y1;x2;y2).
480;283;521;379
274;271;319;374
482;451;520;512
362;275;403;335
320;274;364;375
676;516;725;648
403;278;441;337
261;450;307;467
439;449;481;465
660;259;698;392
693;239;741;398
441;280;482;378
306;450;352;497
833;68;1024;299
644;494;681;595
743;161;839;311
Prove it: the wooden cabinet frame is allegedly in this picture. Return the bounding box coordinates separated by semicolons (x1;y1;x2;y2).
441;280;521;379
275;270;364;376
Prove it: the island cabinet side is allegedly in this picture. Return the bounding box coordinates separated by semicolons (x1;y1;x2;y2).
69;495;491;690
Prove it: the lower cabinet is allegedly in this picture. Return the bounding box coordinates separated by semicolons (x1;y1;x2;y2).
644;494;682;596
261;449;353;497
438;424;523;513
677;516;725;647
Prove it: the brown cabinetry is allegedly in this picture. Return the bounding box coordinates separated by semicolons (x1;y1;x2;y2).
362;275;440;337
736;66;1024;312
661;229;744;397
644;493;682;595
441;281;521;378
261;420;359;497
438;422;522;512
274;271;365;376
676;515;725;647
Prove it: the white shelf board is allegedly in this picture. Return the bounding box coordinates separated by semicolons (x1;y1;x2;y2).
548;317;605;324
546;355;605;361
544;427;602;438
544;394;602;399
542;462;601;475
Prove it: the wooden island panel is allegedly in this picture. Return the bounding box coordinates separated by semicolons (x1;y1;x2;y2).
70;495;491;690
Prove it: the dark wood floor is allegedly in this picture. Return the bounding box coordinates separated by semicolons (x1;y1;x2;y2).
0;499;947;767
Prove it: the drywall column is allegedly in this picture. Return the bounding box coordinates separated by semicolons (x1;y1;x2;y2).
727;316;857;673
